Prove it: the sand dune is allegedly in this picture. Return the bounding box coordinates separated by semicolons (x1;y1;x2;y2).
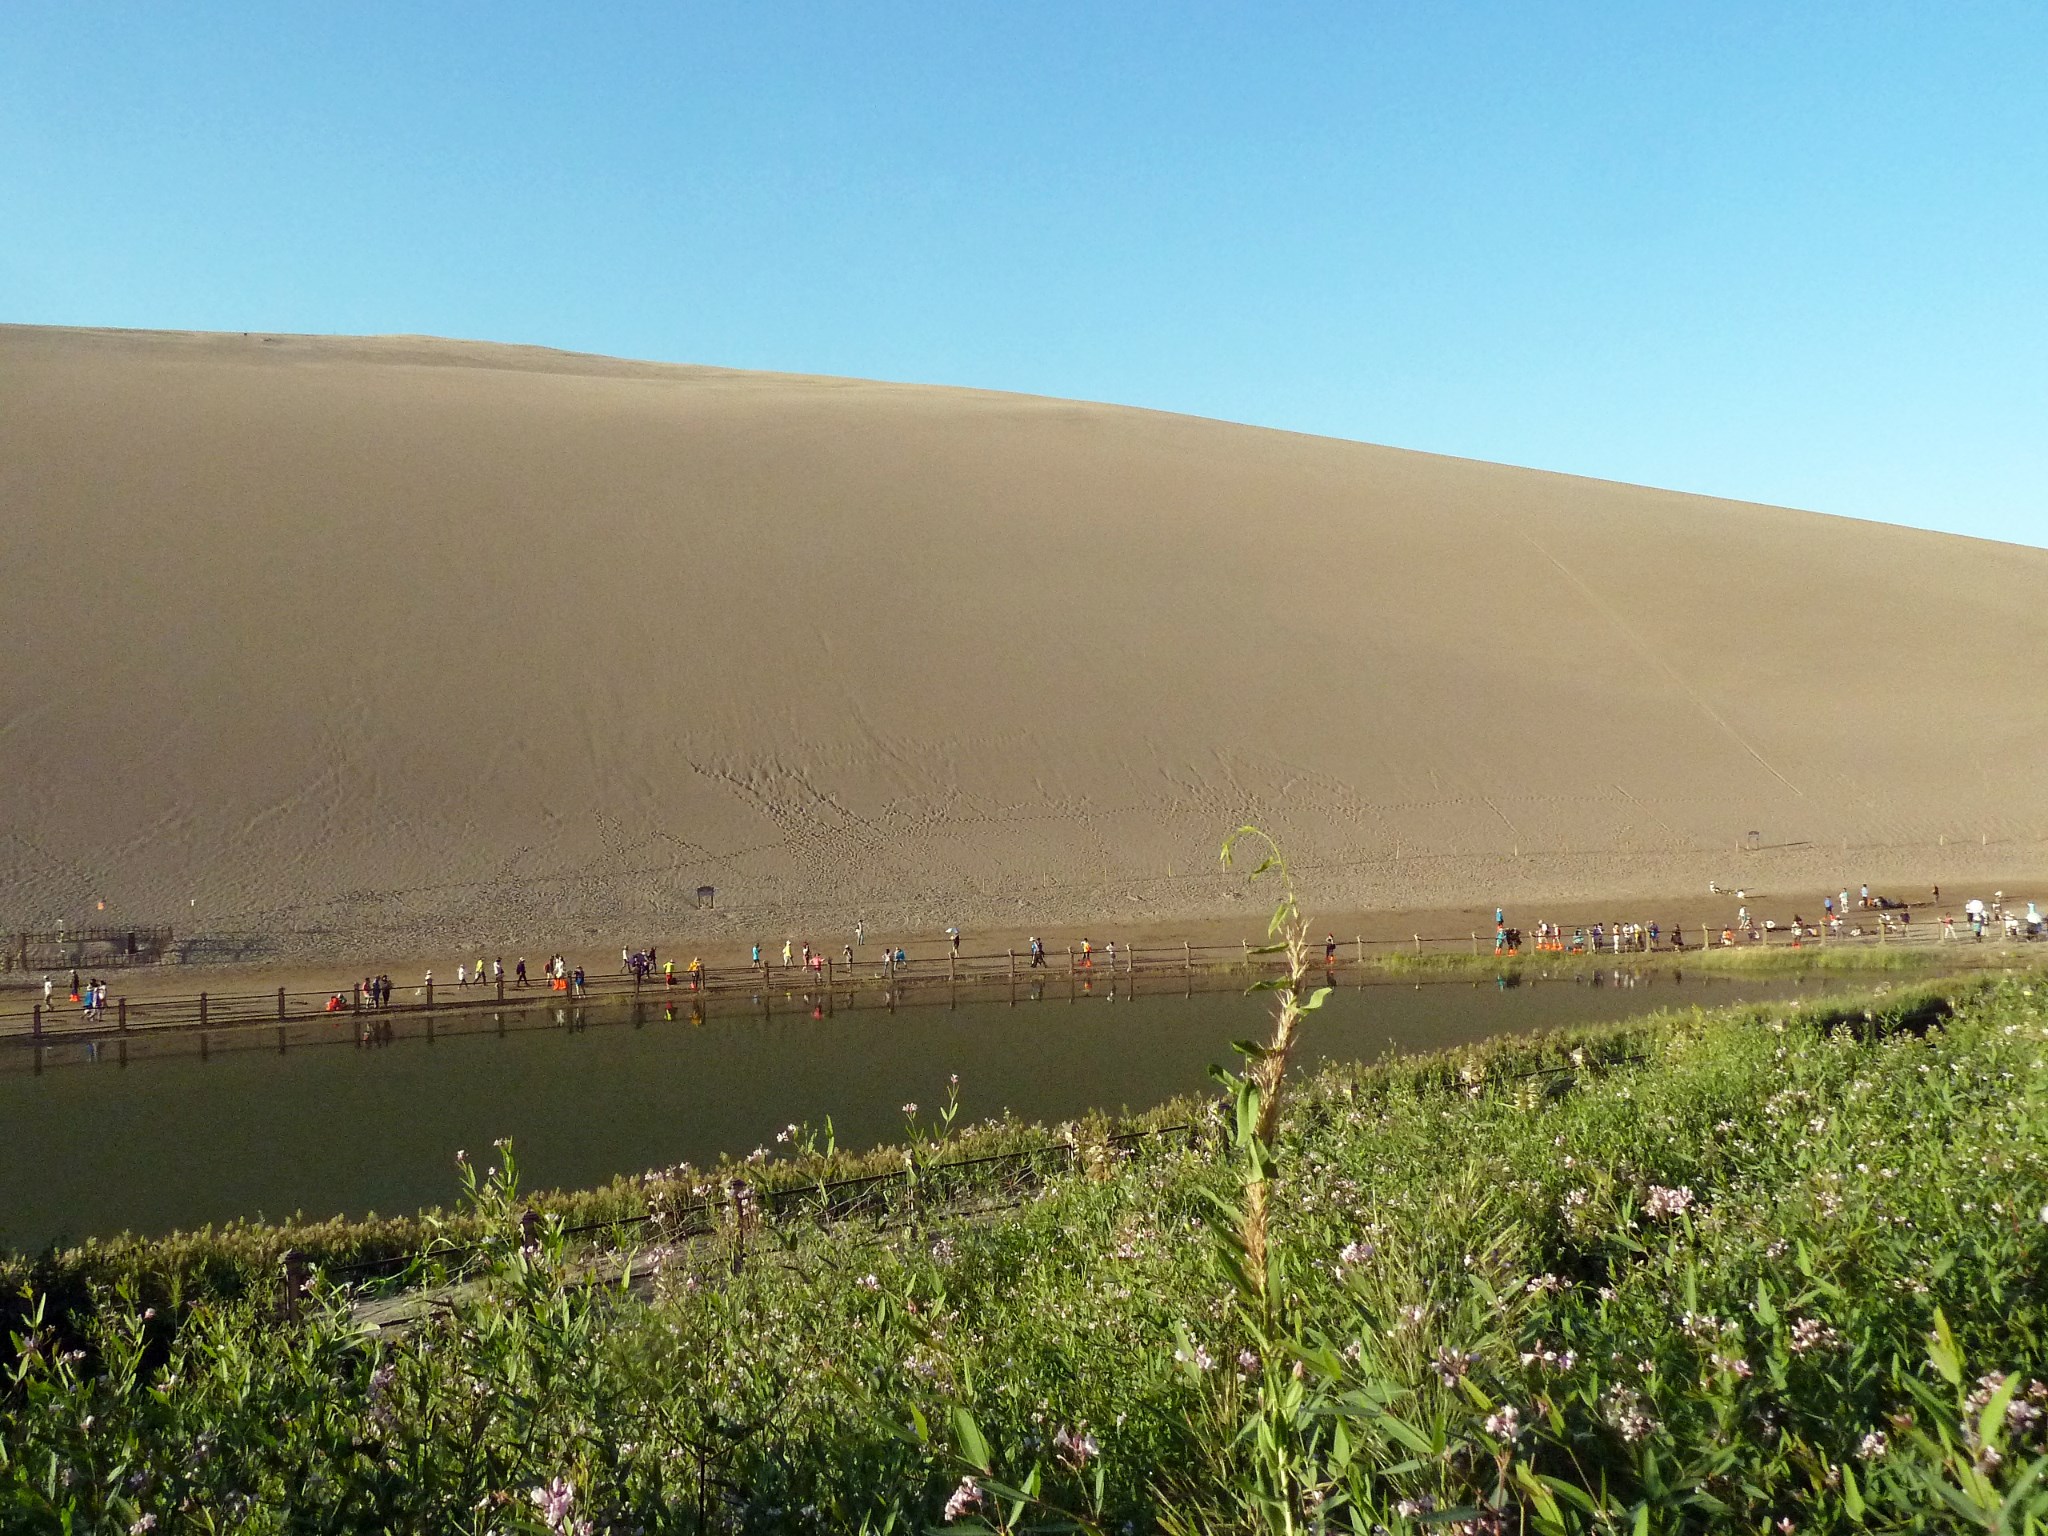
2;324;2043;960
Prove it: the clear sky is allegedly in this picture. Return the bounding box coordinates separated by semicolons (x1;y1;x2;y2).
5;4;2043;547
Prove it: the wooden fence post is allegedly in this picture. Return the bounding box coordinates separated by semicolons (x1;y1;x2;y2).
352;982;362;1013
1184;941;1192;975
425;977;434;1008
1471;931;1477;955
277;987;286;1020
1008;948;1016;980
1414;934;1421;954
1356;935;1364;966
31;1003;41;1040
198;992;208;1027
118;997;127;1033
282;1250;308;1322
1067;945;1074;973
497;973;505;1002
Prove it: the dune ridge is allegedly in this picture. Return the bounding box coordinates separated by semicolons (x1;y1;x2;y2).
3;324;2043;960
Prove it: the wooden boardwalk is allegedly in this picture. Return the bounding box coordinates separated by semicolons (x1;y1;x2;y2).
0;919;1961;1062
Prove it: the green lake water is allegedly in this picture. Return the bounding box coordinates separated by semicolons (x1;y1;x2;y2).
0;967;1825;1251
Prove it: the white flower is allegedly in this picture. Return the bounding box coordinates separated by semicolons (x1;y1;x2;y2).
943;1476;984;1522
1788;1317;1842;1355
1484;1404;1523;1440
1431;1347;1478;1386
1643;1185;1695;1220
1602;1384;1658;1442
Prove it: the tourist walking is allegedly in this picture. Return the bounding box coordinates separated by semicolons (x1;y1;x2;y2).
515;958;528;987
782;939;793;968
1029;936;1046;968
42;975;51;1006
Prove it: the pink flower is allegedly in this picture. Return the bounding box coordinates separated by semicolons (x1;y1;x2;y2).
1053;1426;1099;1469
530;1477;576;1532
944;1475;984;1522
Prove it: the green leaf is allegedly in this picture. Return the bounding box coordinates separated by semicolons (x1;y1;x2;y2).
1303;986;1333;1011
1928;1308;1963;1387
1533;1474;1599;1515
1374;1412;1436;1458
1511;1462;1564;1525
1842;1461;1865;1520
1752;1280;1779;1328
951;1406;990;1473
1977;1371;2020;1452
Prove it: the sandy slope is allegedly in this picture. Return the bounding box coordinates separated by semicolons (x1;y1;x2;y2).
2;325;2043;963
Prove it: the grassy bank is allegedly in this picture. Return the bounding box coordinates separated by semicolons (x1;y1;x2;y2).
4;970;2046;1531
1367;941;2022;981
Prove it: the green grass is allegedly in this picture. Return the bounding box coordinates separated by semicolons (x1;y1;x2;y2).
1667;942;1997;975
5;971;2047;1532
1358;941;2010;982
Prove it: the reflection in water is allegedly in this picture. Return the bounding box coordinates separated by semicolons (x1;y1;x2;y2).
1;968;1807;1251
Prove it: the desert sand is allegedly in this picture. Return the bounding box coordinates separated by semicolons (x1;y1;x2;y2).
2;325;2044;969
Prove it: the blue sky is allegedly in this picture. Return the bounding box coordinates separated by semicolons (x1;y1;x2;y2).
4;4;2043;546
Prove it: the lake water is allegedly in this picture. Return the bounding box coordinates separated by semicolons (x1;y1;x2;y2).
0;967;1821;1252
